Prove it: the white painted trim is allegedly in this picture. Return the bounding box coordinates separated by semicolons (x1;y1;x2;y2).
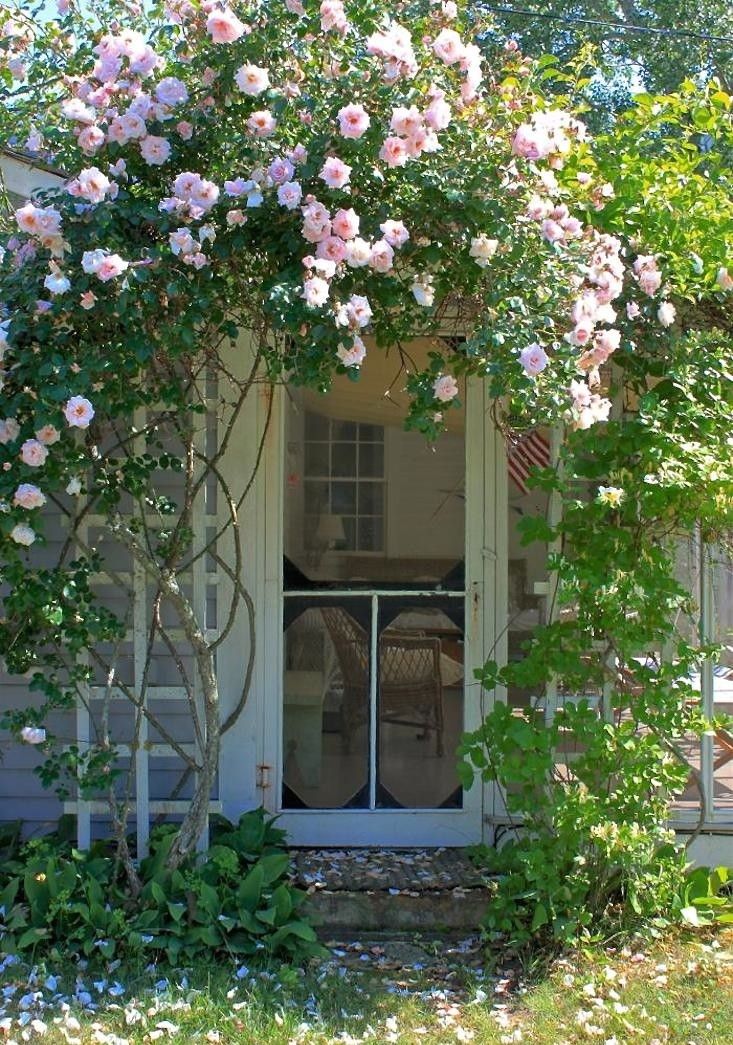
1;153;63;197
263;377;490;846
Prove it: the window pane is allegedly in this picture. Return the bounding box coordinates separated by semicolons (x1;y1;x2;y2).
304;480;328;514
332;443;357;477
358;443;383;478
332;420;357;440
304;443;329;475
358;482;384;515
358;517;382;552
332;481;357;514
283;605;369;809
359;423;382;441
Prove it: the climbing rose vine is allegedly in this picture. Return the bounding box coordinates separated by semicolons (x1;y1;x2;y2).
0;0;730;869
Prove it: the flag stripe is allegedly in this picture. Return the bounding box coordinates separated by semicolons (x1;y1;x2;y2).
507;431;551;494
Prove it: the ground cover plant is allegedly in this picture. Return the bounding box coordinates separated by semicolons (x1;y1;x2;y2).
0;810;321;966
0;928;732;1043
0;0;731;951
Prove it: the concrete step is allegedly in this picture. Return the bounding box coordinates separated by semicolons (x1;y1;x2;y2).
293;848;496;933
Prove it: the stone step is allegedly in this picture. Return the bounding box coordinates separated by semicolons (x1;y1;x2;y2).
304;884;495;933
293;847;496;933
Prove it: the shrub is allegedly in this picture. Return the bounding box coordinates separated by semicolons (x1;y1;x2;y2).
0;810;322;966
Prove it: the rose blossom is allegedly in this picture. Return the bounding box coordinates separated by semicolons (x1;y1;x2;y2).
235;63;270;95
155;76;188;106
43;270;70;295
469;234;498;267
176;120;194;140
390;105;423;137
337;336;367;368
35;425;60;445
13;483;46;510
10;523;36;547
80;290;97;309
319;157;352;189
379;136;408;168
206;7;247;43
82;250;129;281
140;136;171;165
20;439;48;467
246;110;277;137
68;166;111;203
626;301;640;319
433;374;459;403
0;418;20;444
339;294;372;329
380;220;409;248
519;343;549;376
277;181;303;210
332;208;360;240
657;301;676;327
66;477;82;495
268;157;295;184
432;28;465;65
302;276;330;308
316;236;347;264
345;237;371;267
77;125;105;154
64;396;95;429
320;0;348;34
337;103;370;139
425;95;451;131
369;239;394;272
20;725;45;743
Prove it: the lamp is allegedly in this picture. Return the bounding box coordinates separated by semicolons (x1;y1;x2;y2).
316;513;345;550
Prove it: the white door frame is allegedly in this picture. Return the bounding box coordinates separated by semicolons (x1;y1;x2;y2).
258;377;502;846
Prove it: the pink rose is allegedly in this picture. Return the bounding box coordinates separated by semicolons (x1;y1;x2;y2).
268;157;295;184
13;483;46;509
35;425;60;445
432;28;465;65
390;105;422;137
0;418;20;445
277;181;302;210
80;291;97;310
176;121;194;140
379;136;408;168
302;276;330;308
332;208;360;240
319;156;351;190
433;374;459;403
425;96;451;131
369;239;394;273
379;220;409;248
77;125;105;154
68;165;110;201
20;439;49;467
344;237;371;267
512;123;551;161
155;76;189;107
519;343;549;377
140;135;172;165
235;63;269;95
337;103;370;139
206;8;247;44
626;301;640;320
246;110;277;137
11;525;36;547
315;236;347;264
320;0;348;34
337;336;366;368
541;219;564;244
64;396;95;429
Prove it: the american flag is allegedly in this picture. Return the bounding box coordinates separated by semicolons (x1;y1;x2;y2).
507;430;551;496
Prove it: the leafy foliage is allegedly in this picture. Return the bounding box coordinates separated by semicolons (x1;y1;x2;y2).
0;810;322;965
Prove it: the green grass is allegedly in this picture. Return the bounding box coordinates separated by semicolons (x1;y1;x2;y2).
1;930;731;1043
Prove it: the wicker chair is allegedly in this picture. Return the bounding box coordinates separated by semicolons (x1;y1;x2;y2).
320;606;444;756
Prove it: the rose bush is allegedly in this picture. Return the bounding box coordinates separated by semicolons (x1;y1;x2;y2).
0;0;730;913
